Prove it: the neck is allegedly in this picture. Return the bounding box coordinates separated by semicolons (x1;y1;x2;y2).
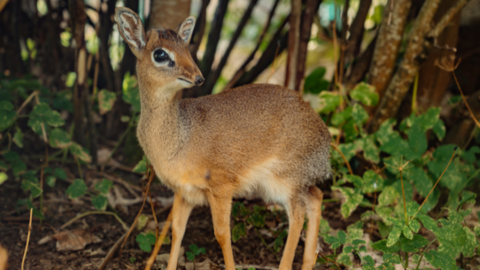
137;80;184;161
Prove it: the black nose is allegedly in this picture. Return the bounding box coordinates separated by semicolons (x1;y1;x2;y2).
195;75;204;85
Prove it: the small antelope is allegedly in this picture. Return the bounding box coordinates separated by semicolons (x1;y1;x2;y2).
115;8;331;270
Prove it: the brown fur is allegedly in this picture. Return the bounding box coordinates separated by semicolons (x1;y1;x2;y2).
115;8;331;270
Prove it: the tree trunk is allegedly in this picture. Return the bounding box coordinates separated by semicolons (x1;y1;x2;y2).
285;0;301;90
149;0;192;30
367;0;412;104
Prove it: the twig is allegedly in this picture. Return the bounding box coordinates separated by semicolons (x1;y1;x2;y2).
316;251;343;269
415;238;437;270
411;147;457;220
330;142;354;175
428;0;471;38
16;91;38;114
149;194;159;238
119;165;156;253
97;233;127;270
220;264;278;270
60;211;129;231
144;211;172;270
21;208;33;270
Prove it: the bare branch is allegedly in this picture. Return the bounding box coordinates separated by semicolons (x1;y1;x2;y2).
285;0;302;89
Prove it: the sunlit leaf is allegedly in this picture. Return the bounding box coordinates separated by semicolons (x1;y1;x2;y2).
70;142;92;163
386;225;401;247
49;128;72;148
98;89;116;115
318;91;341;114
378;186;399;206
351;103;368;126
350;83;378;106
13;127;23;148
332;186;363;218
0;172;8;185
92;194;108;210
95;179;113;194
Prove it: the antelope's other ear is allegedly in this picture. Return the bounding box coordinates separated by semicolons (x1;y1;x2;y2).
176;16;196;44
115;7;146;57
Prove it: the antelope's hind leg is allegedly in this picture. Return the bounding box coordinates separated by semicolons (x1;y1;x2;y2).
302;186;323;270
279;195;307;270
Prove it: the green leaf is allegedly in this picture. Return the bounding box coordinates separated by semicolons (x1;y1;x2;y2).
425;249;457;270
95;179;113;194
361;170;384;193
318;91;341;113
303;67;329;94
433;119;446;140
3;151;26;176
343;118;358;142
0;161;7;171
325;230;347;249
319;218;331;236
331;107;352;126
0;100;16;131
186;251;195;261
232;223;247;242
383;253;401;264
21;179;43;197
406;123;427;160
98;89;116;115
49;128;72;148
133;156;147;174
386;225;402;247
351;103;369;126
0;172;7;185
405;166;432;198
376;206;395;225
402;224;413;239
362;135;380;163
343;246;354;253
332;187;363;218
337;252;353;267
70;142;92;163
331;142;358;164
350;82;378;106
409;219;420;233
54;168;67;180
66;179;87;199
122;73;141;112
13;127;23;148
399;233;428;252
417;214;438;232
378;186;399;206
92;194;108;210
28;103;64;135
273;230;288;252
0;100;14;111
46;175;56;187
463;227;476;257
406;201;420;216
375;119;397;145
380;133;409;157
197;247;206;255
371;239;400;253
415;107;441;131
136;233;155;252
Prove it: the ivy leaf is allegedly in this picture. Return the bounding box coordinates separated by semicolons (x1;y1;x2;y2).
402;224;413;240
318;91;341;114
304;67;329;94
386;225;402;247
380;133;409;157
136;233;156;252
70;142;92;163
337;252;353;267
0;100;17;131
186;251;195;261
95;179;113;194
406;201;420;216
98;89;116;115
417;214;438;232
92;194;108;210
13;127;23;148
3;151;26;176
376;206;394;226
378;186;399;206
425;249;457;270
414;107;440;131
375;119;397;145
350;82;378;106
362;135;380;163
331;107;352;126
46;175;56;187
371;239;400;253
49;128;72;148
273;230;288;252
460;146;480;164
361;170;384;193
405;166;432;198
28;103;64;135
66;179;87;199
324;230;347;249
133;156;147;174
0;172;7;185
122;73;141;112
406;123;427;160
409;219;421;233
331;142;358;164
432;119;446;140
351;103;369;127
54;168;67;180
462;227;476;257
343;118;358;142
399;234;428;252
332;186;363;218
232;223;247;242
21;179;42;198
383;253;401;264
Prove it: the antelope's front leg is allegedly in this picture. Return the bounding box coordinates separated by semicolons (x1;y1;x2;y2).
207;191;235;270
166;193;194;270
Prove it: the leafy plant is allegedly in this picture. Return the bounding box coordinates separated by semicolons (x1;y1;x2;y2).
186;244;206;261
136;232;156;252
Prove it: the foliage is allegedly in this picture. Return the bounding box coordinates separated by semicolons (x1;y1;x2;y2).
136;232;156;252
186;244;206;261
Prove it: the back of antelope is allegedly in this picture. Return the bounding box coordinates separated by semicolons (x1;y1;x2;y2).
115;7;331;270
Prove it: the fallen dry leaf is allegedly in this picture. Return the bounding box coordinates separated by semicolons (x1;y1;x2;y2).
52;229;101;251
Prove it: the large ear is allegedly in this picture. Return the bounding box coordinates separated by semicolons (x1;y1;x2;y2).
115;7;146;57
176;16;196;44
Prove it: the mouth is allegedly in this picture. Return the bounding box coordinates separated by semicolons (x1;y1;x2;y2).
178;78;193;84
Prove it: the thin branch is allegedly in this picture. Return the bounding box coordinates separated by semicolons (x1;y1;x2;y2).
221;0;281;91
203;0;259;94
199;0;230;79
330;142;354;175
97;233;127;270
285;0;302;89
21;209;33;270
428;0;471;38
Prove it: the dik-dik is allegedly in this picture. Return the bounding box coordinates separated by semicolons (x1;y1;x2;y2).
115;8;331;270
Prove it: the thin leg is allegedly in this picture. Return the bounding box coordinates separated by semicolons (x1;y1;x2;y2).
207;192;235;270
279;198;307;270
166;193;194;270
302;186;323;270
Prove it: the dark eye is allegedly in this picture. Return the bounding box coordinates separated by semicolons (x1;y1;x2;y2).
153;49;169;63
